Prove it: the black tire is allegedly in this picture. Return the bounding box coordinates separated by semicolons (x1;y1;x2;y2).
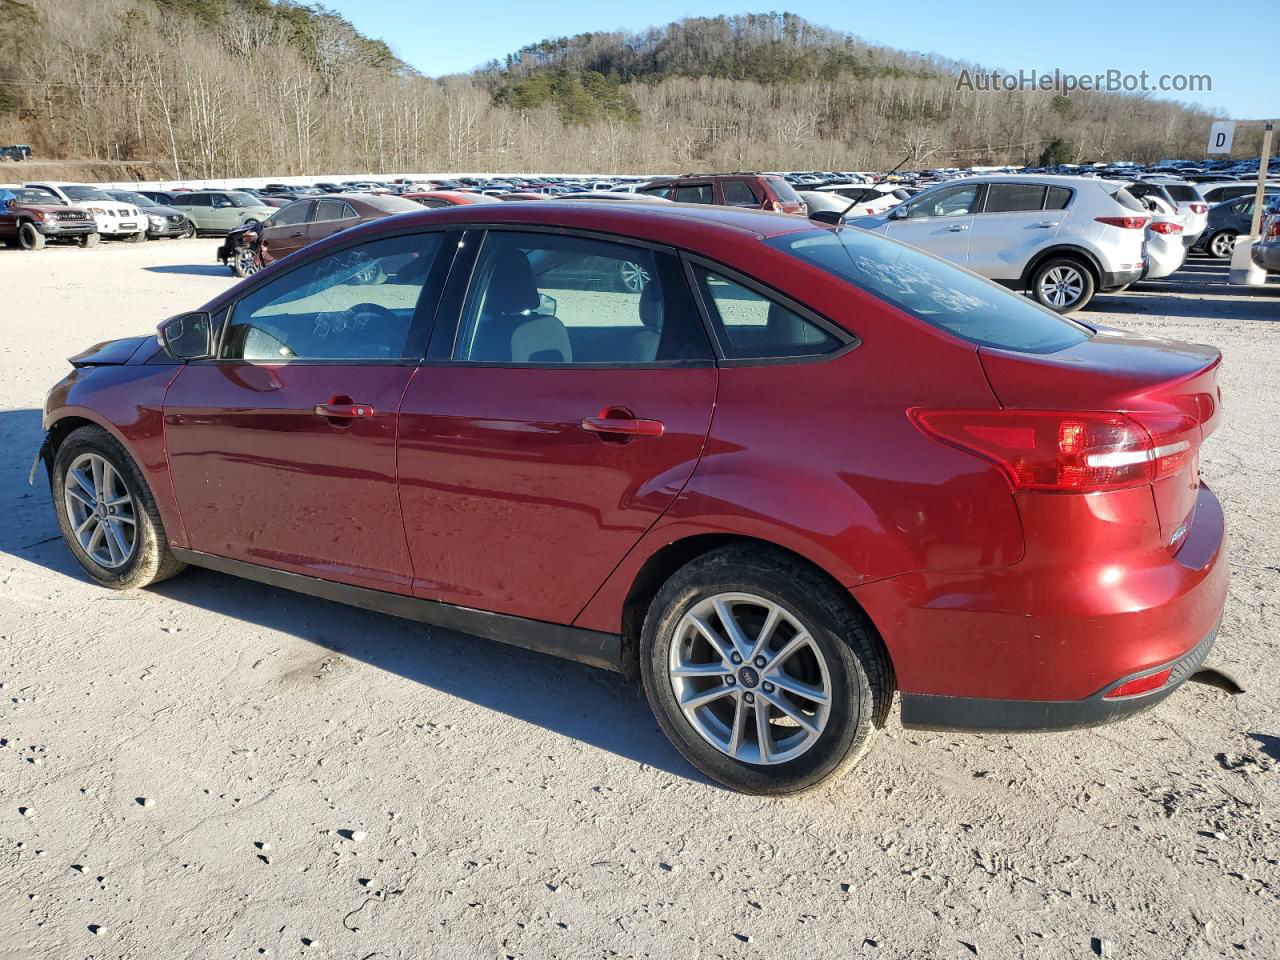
1029;256;1095;313
182;221;196;239
51;425;186;590
1207;230;1237;260
124;229;147;243
639;545;892;795
77;232;99;248
18;222;45;251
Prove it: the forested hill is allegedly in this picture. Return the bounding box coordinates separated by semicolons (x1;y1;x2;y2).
0;2;1227;180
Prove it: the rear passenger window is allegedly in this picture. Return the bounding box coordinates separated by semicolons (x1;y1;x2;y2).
452;232;711;365
695;268;843;360
722;180;760;207
314;199;353;221
1044;186;1073;210
984;184;1047;213
674;184;714;204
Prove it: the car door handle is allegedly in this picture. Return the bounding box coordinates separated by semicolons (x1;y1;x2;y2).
581;415;665;438
289;231;304;238
1034;221;1061;228
314;401;374;419
946;224;969;232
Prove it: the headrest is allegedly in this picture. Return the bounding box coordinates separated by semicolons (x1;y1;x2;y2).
639;280;664;330
486;247;540;315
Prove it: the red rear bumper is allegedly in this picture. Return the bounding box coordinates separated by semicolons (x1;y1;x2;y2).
852;484;1228;730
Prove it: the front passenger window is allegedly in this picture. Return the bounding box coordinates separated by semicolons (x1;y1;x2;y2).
906;185;980;219
221;233;443;361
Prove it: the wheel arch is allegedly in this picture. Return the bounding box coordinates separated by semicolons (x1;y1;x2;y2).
1020;244;1103;290
613;532;894;689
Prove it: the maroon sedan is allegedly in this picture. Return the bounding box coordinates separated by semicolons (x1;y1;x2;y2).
34;202;1227;793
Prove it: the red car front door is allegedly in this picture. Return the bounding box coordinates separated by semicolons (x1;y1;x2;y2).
164;230;449;592
396;228;718;624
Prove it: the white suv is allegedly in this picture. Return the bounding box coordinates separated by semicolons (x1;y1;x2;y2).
847;175;1149;313
22;182;146;241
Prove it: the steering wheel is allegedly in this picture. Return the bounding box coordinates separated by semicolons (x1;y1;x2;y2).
331;301;412;358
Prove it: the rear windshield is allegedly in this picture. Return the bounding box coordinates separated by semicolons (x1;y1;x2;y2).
768;228;1090;353
1110;186;1147;212
1163;184;1202;202
226;191;264;208
767;177;803;203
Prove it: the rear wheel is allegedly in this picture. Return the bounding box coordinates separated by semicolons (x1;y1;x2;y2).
1030;256;1095;313
51;426;186;590
1207;230;1238;259
17;222;45;251
640;545;891;794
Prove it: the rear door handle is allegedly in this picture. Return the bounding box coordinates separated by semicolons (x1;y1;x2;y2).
947;224;969;232
581;416;665;438
1034;221;1061;228
314;401;374;419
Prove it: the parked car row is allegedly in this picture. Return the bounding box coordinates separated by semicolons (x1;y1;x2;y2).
0;181;200;250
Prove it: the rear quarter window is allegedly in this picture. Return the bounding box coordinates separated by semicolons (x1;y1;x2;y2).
767;177;803;204
1164;185;1202;203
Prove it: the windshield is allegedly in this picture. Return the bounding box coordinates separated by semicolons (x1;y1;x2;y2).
227;191;263;208
768;177;803;204
61;185;113;201
110;191;156;206
12;188;64;205
769;228;1090;353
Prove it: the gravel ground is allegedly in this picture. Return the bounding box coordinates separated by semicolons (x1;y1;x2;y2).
0;239;1276;960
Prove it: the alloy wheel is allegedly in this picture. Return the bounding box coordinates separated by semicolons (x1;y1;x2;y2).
620;260;650;292
1038;265;1085;308
235;247;261;276
62;453;137;569
668;592;832;765
1210;232;1236;259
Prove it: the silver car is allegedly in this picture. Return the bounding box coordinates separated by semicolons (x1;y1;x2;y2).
1128;180;1208;248
1143;213;1186;280
848;175;1148;313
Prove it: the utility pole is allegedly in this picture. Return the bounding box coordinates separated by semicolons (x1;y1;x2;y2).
1248;121;1274;237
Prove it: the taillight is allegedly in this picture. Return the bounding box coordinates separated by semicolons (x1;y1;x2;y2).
1104;667;1174;699
1095;216;1149;229
908;409;1197;493
1189;203;1208;215
1267;220;1280;238
1149;221;1182;235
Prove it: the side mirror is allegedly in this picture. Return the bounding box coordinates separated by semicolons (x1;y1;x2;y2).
889;205;909;221
158;311;215;361
809;209;843;225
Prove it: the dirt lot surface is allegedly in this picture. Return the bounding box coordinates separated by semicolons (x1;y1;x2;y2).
1;239;1277;960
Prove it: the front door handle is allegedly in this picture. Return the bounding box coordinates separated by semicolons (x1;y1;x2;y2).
581;415;665;439
289;231;304;239
314;401;374;419
1034;221;1061;228
946;224;969;232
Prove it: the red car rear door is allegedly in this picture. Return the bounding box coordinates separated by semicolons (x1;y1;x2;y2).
396;228;718;624
163;229;453;592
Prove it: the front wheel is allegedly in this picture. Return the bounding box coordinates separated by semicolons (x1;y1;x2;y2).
640;546;891;794
124;229;147;243
18;222;45;250
232;245;261;278
77;232;99;248
1030;257;1095;313
51;426;186;590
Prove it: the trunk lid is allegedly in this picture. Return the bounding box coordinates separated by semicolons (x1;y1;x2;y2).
978;327;1221;544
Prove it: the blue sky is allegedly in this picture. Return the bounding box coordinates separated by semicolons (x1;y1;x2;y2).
324;0;1274;118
